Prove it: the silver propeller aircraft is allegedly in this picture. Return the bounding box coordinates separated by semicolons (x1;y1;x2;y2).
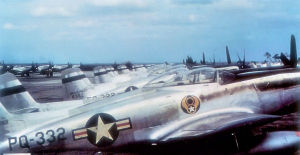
8;63;38;77
1;65;300;154
62;64;189;101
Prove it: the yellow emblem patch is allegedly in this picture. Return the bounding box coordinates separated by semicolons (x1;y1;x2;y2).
181;95;200;114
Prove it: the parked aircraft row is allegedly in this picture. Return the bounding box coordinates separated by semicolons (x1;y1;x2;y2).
0;62;67;77
0;35;299;154
2;35;298;79
0;61;156;79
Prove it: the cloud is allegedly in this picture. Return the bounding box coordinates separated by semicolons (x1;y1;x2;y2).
2;22;37;31
3;22;17;30
69;19;98;28
28;0;150;18
208;0;256;10
87;0;148;7
1;0;299;63
188;14;196;22
31;6;73;17
47;31;97;41
172;0;217;5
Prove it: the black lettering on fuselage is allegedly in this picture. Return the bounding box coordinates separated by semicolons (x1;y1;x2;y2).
19;135;29;148
8;137;17;151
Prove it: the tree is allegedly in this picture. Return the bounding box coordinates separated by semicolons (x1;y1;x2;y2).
272;53;281;62
264;52;272;62
185;56;196;67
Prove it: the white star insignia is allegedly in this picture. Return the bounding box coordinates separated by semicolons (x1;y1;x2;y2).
188;106;195;113
87;116;115;144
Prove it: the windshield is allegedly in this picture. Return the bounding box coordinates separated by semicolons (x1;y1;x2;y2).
147;64;187;76
145;67;217;88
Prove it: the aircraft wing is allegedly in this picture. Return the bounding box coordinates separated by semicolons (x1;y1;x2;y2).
146;112;280;142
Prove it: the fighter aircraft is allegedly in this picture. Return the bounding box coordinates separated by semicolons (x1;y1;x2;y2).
33;62;73;77
0;63;161;114
37;63;54;77
52;63;72;73
1;65;300;154
9;63;38;77
62;63;188;100
216;35;298;84
229;35;298;74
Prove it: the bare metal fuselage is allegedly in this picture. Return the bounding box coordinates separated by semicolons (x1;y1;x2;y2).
1;72;300;153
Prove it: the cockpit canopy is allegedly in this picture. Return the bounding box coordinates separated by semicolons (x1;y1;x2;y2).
145;67;217;88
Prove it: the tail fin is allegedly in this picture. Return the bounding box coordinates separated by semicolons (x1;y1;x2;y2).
290;34;297;67
281;34;297;67
243;50;246;66
202;52;206;64
237;53;241;62
61;68;93;99
93;67;115;84
93;66;108;84
226;46;232;64
0;73;39;113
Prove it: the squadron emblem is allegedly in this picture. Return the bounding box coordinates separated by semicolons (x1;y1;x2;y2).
72;113;132;147
181;95;200;114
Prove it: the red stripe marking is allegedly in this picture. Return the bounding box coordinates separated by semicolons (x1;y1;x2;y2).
74;131;87;137
117;122;130;127
296;131;300;137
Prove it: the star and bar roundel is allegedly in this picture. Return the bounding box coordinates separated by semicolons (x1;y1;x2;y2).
72;113;132;147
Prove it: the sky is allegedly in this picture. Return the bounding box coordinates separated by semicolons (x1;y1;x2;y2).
0;0;299;64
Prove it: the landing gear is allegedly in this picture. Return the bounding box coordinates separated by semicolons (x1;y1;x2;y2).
21;73;30;77
46;70;53;77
